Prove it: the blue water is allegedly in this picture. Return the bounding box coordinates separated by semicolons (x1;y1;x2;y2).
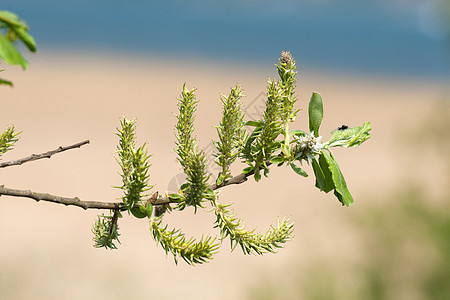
3;0;450;78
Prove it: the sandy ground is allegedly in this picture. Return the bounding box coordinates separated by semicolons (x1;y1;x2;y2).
1;52;448;299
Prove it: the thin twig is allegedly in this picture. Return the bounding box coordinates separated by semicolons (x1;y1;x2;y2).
209;171;251;190
0;140;90;168
0;185;123;210
0;165;257;210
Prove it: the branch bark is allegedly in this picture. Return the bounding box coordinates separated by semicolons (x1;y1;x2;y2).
0;140;90;168
0;185;122;210
0;167;256;210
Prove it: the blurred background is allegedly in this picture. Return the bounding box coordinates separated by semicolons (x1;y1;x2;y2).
1;0;449;299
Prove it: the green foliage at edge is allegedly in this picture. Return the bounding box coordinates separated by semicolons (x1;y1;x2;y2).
0;125;19;156
0;10;36;86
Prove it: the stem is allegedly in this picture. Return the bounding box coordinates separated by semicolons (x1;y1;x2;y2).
284;123;290;150
0;140;90;168
0;185;123;210
0;162;267;210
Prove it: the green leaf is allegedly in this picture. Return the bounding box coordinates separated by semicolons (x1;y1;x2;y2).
168;193;184;202
0;34;28;69
131;206;147;219
245;125;262;148
146;202;154;217
308;92;324;137
242;166;253;174
289;162;308;177
322;151;353;206
13;26;36;52
270;156;284;165
0;77;13;86
0;11;27;28
245;120;263;127
312;156;334;193
280;143;290;157
290;129;308;137
216;174;225;186
180;182;190;191
254;168;261;181
204;188;216;201
326;122;372;148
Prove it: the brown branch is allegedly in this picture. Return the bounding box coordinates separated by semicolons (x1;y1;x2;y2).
0;185;123;210
209;172;249;190
0;140;90;168
0;165;257;210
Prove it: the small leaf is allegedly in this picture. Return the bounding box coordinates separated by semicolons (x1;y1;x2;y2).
146;202;154;217
216;174;225;186
14;26;36;52
245;120;263;127
131;206;147;218
0;34;28;69
204;188;216;201
312;155;334;193
0;11;27;28
280;143;290;157
180;182;189;191
0;77;13;86
242;166;253;174
308;92;324;137
290;162;308;177
290;129;307;137
168;193;183;202
245;125;262;148
254;168;261;181
312;158;327;191
322;151;353;206
326;122;372;148
270;156;284;165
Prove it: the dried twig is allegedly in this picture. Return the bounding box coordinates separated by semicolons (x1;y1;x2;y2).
0;140;90;168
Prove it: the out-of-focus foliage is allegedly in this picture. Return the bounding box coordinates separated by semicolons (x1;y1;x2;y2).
0;10;36;86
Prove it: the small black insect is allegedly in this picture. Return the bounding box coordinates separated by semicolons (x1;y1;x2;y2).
337;125;348;130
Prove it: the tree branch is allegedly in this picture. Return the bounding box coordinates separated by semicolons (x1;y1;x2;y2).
0;185;123;210
0;140;90;168
0;165;259;210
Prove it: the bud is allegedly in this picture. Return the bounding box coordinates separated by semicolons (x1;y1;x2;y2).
280;51;292;65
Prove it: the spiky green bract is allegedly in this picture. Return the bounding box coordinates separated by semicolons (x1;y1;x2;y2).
277;51;298;134
92;210;121;250
0;125;19;156
175;84;197;169
213;199;294;255
214;85;246;185
150;217;219;265
176;150;210;211
241;79;283;181
116;118;152;214
277;52;300;162
174;85;210;211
